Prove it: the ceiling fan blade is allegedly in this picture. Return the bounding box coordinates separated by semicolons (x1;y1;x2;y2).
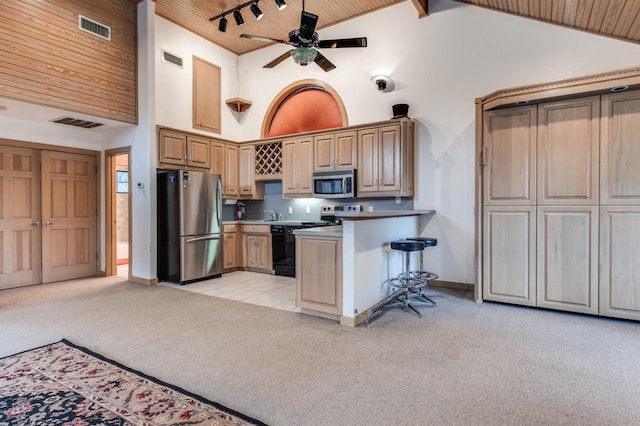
299;11;318;40
264;50;294;69
240;34;291;44
317;37;368;49
314;51;336;72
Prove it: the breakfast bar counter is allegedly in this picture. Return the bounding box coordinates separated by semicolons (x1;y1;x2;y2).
294;210;436;326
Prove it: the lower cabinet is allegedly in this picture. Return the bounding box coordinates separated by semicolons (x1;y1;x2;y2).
222;224;239;272
295;235;342;315
241;224;272;272
599;207;640;321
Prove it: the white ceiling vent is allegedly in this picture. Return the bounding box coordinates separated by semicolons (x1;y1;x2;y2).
51;116;104;129
162;50;184;68
78;15;111;41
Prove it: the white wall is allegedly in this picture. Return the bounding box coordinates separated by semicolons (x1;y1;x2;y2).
235;0;640;284
154;16;242;141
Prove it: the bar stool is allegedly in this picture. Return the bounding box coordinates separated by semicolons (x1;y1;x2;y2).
389;240;434;317
406;237;439;304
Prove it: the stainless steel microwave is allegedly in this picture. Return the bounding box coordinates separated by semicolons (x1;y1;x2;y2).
312;170;355;198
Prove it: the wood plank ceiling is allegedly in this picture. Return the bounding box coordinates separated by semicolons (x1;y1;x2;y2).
456;0;640;45
153;0;640;56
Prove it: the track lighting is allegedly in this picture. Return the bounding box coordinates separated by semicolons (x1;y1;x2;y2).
250;2;264;20
218;16;228;32
210;0;287;30
233;9;244;26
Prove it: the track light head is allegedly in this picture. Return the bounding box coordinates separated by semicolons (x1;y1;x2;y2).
250;2;264;20
233;9;244;26
218;16;228;32
275;0;287;10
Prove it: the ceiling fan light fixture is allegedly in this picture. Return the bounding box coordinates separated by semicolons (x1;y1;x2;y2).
291;47;317;66
218;16;228;32
275;0;287;10
233;9;244;26
250;2;264;20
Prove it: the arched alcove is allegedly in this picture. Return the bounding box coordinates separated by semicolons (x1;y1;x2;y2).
261;79;348;138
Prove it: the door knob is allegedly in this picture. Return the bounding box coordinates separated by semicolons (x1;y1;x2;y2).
43;221;54;226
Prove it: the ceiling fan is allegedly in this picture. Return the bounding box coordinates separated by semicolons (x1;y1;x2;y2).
240;1;367;72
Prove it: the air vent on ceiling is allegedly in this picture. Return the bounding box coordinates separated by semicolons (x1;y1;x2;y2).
51;117;105;129
78;15;111;40
162;50;184;68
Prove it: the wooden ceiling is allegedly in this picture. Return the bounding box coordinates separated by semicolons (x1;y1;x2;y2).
153;0;640;56
455;0;640;45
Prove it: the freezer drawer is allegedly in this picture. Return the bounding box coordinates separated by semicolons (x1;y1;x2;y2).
180;234;222;283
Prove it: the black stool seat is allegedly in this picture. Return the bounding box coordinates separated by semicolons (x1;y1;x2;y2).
390;240;425;252
407;237;437;247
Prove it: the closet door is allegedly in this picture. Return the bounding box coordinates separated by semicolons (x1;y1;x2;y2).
0;146;41;288
483;206;536;305
599;207;640;320
41;151;97;283
482;106;537;305
537;206;598;314
537;97;600;205
483;106;537;206
600;91;640;204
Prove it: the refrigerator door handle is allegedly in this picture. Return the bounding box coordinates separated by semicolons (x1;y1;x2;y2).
216;177;222;228
186;235;221;243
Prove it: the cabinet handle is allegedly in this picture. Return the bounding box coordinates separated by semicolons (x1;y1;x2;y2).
32;221;41;226
43;221;54;226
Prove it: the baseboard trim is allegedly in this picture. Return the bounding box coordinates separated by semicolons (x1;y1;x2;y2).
129;275;158;286
429;279;474;291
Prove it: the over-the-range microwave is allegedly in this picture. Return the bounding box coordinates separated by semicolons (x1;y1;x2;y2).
312;169;355;199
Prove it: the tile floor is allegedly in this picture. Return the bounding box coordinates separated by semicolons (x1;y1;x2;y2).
118;265;298;312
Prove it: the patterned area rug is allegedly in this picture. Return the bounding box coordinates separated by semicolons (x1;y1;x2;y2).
0;339;266;425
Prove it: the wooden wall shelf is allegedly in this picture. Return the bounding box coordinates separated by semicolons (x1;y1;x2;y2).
226;97;252;113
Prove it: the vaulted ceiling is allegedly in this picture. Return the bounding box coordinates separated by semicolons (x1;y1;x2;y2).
153;0;640;55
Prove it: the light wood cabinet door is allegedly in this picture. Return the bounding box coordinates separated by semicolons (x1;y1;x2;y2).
537;97;600;205
537;206;598;314
296;235;342;315
225;144;239;197
378;124;401;192
282;137;313;196
239;144;255;197
357;128;378;194
211;141;224;176
0;146;41;289
313;133;334;171
186;136;211;169
41;151;97;284
334;131;357;170
483;106;537;205
600;91;640;205
193;56;221;133
483;206;536;306
599;206;640;321
158;130;187;166
223;230;238;270
245;234;271;270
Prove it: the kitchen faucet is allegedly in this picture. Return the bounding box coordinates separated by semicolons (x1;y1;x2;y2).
264;210;278;221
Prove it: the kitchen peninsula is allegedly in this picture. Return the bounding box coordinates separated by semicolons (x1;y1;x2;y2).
295;210;436;326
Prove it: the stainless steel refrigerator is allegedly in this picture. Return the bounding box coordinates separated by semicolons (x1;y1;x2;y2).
157;170;222;284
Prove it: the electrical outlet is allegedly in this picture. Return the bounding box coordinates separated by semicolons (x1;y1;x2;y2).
288;206;293;214
368;206;374;212
395;196;401;204
305;206;311;214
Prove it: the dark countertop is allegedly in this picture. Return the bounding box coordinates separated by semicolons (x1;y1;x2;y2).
336;209;435;220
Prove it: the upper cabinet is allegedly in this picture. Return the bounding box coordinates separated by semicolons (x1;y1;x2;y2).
357;120;414;197
313;131;357;172
193;56;221;134
238;144;264;200
282;136;313;197
537;97;600;206
158;129;211;170
211;140;239;198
